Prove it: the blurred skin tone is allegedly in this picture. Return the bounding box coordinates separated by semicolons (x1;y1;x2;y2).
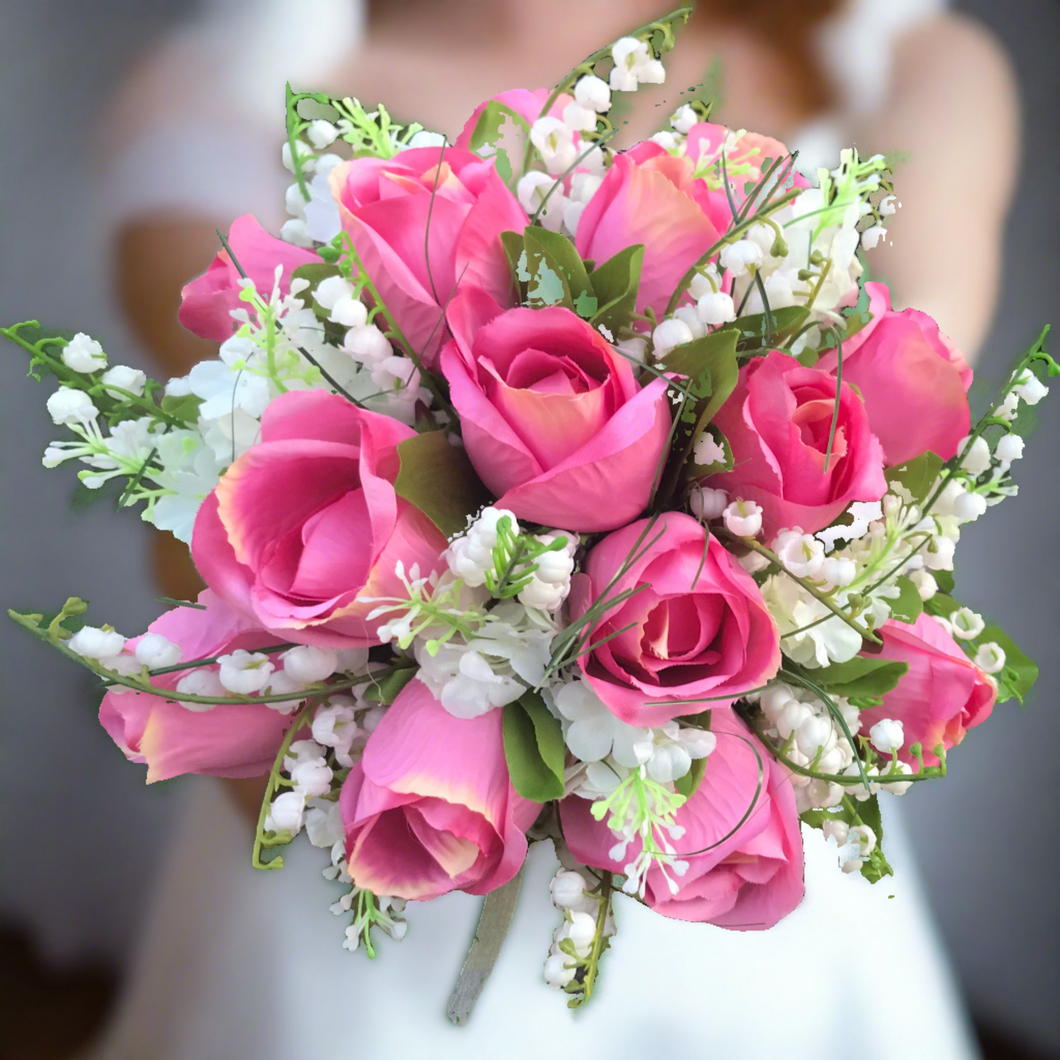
106;0;1018;817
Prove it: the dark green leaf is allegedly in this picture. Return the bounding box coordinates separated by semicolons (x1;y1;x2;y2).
886;451;944;506
394;432;491;539
465;101;531;184
689;425;732;476
979;624;1038;704
662;328;740;435
854;795;894;883
361;666;418;705
728;306;809;352
587;245;644;333
815;656;909;699
499;230;526;301
502;692;565;802
889;577;924;624
520;228;593;311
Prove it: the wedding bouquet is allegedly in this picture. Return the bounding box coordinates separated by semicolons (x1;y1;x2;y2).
7;7;1053;1019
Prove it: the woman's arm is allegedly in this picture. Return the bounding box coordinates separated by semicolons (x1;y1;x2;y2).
856;14;1019;359
115;217;226;378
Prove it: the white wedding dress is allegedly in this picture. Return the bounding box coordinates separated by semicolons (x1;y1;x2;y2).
89;1;979;1057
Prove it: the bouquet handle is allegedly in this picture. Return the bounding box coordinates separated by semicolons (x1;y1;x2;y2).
447;869;524;1024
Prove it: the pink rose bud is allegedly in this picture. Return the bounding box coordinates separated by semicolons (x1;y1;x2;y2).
816;283;972;465
340;681;540;900
178;215;321;341
192;391;447;648
330;145;526;366
857;613;997;766
707;350;887;540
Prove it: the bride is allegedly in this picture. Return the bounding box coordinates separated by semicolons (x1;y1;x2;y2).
89;1;1016;1056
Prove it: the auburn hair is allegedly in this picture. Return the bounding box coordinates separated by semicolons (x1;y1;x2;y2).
707;0;846;115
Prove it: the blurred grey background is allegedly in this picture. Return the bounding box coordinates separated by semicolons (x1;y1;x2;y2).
0;1;1057;1057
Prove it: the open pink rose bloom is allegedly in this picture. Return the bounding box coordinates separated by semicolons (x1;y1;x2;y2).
10;9;1049;1019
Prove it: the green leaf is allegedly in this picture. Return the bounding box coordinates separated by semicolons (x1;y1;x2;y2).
291;262;343;320
815;656;909;699
520;228;594;311
886;451;944;506
361;666;418;705
394;432;491;539
499;230;526;300
663;328;740;435
889;577;924;624
587;245;644;334
655;328;740;505
979;624;1038;704
159;392;203;424
933;570;954;594
689;424;732;476
728;306;809;352
502;692;565;802
854;795;894;884
675;755;708;799
925;592;960;619
465;101;531;184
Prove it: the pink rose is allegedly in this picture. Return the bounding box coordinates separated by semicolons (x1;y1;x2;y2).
99;592;293;783
575;142;730;318
708;350;887;539
561;709;804;929
340;681;540;900
179;214;320;341
858;613;996;766
440;289;672;532
193;390;446;648
571;513;780;726
329;146;526;364
816;283;972;465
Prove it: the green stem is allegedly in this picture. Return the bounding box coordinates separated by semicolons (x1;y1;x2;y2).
754;718;943;786
1;323;191;428
252;699;315;870
570;874;613;1009
523;6;693;175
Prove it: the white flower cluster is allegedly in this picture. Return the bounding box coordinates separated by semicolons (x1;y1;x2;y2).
312;274;430;423
757;681;913;812
543;868;614;990
370;509;578;719
281;137;344;247
759;489;977;670
554;678;716;790
823;819;880;875
55;264;426;541
264;689;383;844
414;599;555;718
608;36;665;91
170;644;367;715
649;148;892;361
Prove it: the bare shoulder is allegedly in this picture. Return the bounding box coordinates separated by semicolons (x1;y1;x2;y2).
864;13;1019;204
892;12;1018;112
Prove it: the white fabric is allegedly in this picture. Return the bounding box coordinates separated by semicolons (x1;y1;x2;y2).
87;779;978;1060
91;2;978;1056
